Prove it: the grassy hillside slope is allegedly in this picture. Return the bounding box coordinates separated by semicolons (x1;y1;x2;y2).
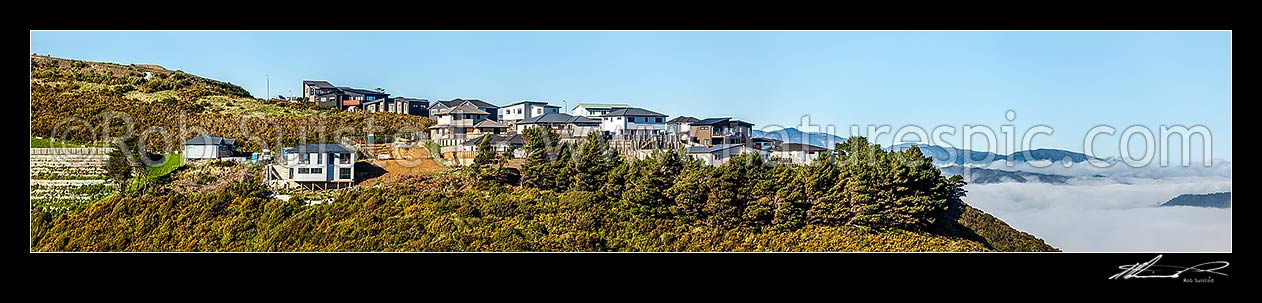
30;55;435;153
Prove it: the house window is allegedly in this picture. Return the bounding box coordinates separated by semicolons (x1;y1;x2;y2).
289;168;294;176
703;139;710;145
311;167;322;174
367;96;376;101
339;168;351;179
298;168;311;174
656;117;663;123
700;126;709;130
298;154;309;164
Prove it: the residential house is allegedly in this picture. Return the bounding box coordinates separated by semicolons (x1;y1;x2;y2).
428;103;493;146
499;101;560;127
686;144;767;166
458;133;526;153
514;113;602;138
471;119;509;136
666;116;700;135
302;80;337;102
689;118;755;146
335;87;390;111
365;97;429;116
301;81;390;111
751;137;782;151
771;143;828;165
600;107;667;139
429;99;500;121
266;143;356;189
183;134;238;160
571;103;630;118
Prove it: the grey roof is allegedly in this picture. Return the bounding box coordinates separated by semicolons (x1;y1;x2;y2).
751;137;782;143
667;116;700;124
392;97;428;103
474;120;508;128
603;107;667;117
686;144;746;154
692;117;753;127
438;98;498;109
501;100;554;108
285;144;354;154
183;134;236;146
461;134;526;147
438;104;490;115
337;87;389;96
303;80;334;88
774;143;828;152
517;113;601;125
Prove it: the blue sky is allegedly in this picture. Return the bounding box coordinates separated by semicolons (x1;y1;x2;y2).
30;31;1231;160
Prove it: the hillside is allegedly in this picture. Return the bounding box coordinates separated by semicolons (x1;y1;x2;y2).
939;165;1071;185
30;132;1057;252
1160;192;1231;208
29;55;435;152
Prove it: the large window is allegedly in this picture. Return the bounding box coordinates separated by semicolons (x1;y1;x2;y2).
298;168;311;174
339;168;351;179
339;153;351;164
311;167;322;174
656;117;663;123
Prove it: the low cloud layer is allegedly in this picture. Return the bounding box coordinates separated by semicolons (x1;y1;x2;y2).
967;159;1232;179
963;176;1232;252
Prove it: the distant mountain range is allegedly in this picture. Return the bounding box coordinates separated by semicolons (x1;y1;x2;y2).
751;128;847;149
1160;192;1231;208
750;128;1102;165
938;165;1071;185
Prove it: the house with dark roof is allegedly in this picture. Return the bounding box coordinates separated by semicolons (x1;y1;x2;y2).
514;113;602;138
685;143;766;166
428;99;500;121
365;97;429;116
458;133;526;153
571;103;630;118
429;103;496;146
183;134;238;159
599;107;668;139
771;143;829;165
751;137;782;151
689;117;755;147
265;143;357;189
299;80;390;111
499;101;560;127
302;80;336;102
666;116;700;135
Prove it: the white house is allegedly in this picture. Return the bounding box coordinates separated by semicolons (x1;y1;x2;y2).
267;143;356;189
770;143;828;165
183;134;237;160
599;107;667;139
499;101;560;127
686;144;767;166
429;103;494;146
571;103;630;118
515;113;602;138
666;116;699;135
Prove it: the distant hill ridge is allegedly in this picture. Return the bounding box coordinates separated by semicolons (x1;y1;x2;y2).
1160;192;1231;208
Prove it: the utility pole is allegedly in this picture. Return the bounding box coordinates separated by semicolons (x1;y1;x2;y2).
265;74;270;100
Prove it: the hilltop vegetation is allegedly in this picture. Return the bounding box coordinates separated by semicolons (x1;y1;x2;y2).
29;55;1055;252
31;130;1057;252
29;55;435;152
